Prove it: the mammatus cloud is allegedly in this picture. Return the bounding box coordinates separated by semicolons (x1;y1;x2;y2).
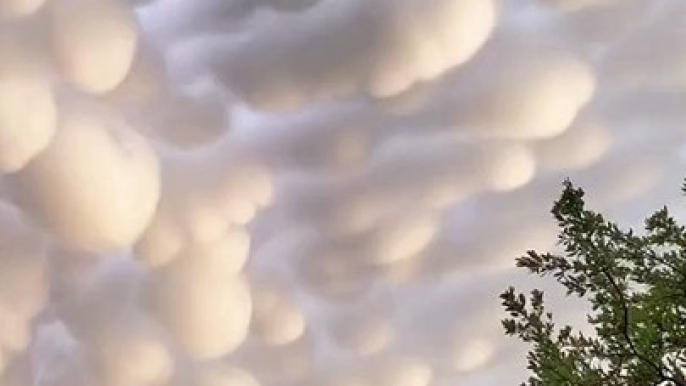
205;0;499;109
52;0;139;94
10;101;161;252
0;0;684;385
0;32;56;173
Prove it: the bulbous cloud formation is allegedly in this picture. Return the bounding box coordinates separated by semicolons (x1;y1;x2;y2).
450;52;596;139
51;0;139;93
207;0;499;109
0;203;48;374
146;258;252;359
10;102;161;253
0;32;56;173
0;0;685;385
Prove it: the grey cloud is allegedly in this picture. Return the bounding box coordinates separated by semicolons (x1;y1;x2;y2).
207;0;499;110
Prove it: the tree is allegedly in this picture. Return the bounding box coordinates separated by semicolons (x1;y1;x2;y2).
500;180;686;386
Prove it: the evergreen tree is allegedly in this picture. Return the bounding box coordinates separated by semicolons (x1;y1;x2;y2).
501;180;686;385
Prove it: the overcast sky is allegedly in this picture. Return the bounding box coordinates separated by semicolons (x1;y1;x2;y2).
0;0;685;385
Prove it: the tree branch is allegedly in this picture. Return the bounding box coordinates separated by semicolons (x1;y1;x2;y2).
600;267;686;386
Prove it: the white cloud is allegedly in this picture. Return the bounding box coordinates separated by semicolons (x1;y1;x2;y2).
0;0;685;385
9;101;161;253
0;33;56;173
51;0;139;94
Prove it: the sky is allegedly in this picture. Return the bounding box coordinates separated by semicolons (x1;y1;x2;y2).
0;0;685;385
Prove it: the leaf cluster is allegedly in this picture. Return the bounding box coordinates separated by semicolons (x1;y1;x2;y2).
501;180;686;385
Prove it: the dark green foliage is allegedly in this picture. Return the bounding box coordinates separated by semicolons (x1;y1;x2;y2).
501;180;686;385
